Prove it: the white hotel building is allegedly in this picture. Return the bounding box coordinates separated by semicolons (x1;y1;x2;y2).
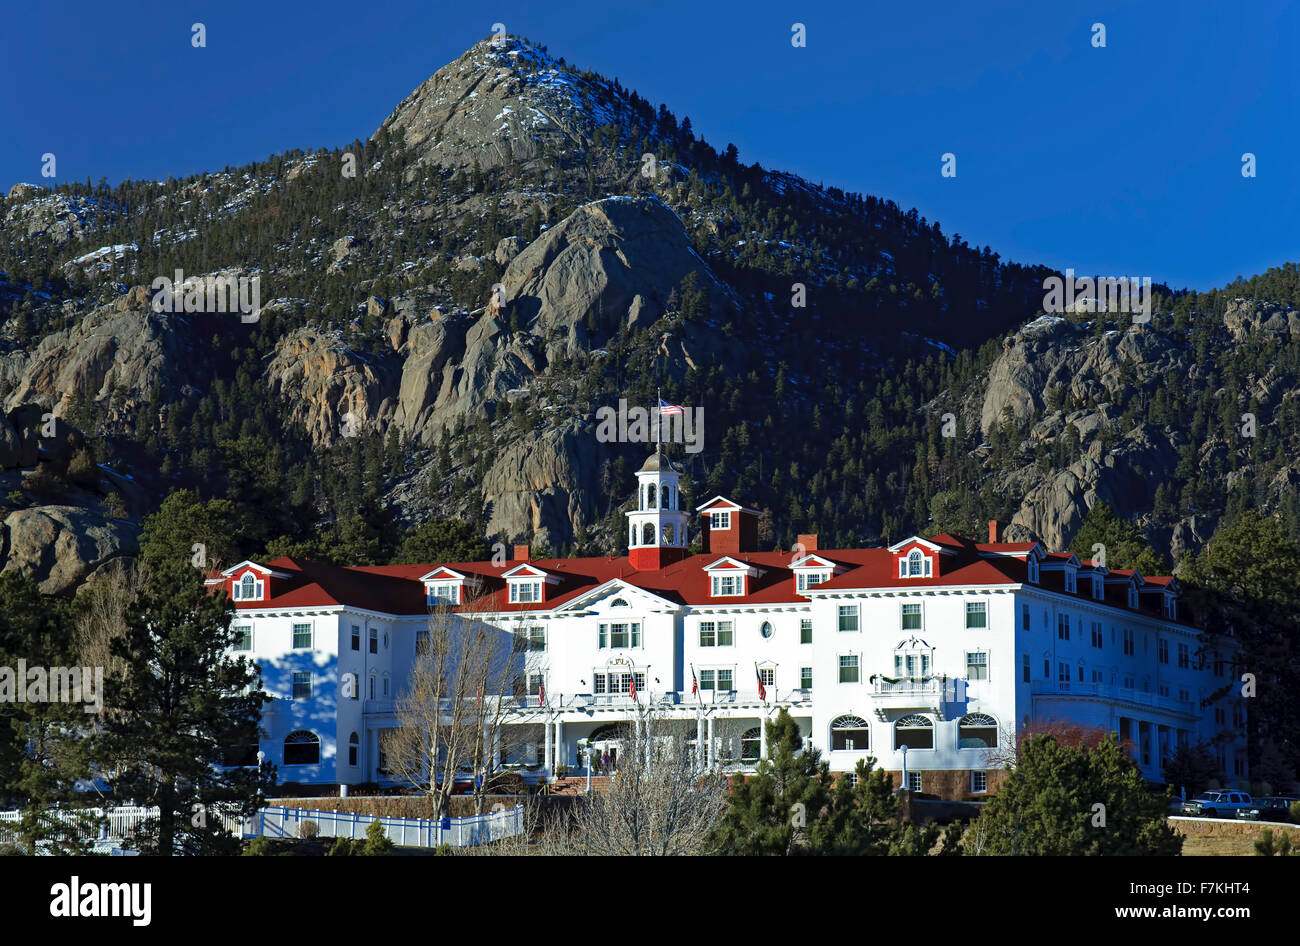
210;449;1247;799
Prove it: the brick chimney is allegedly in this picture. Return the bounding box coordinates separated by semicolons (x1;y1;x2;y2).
988;520;1000;544
797;533;819;554
513;544;531;563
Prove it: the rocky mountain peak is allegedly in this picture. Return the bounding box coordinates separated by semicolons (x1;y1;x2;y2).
376;35;636;171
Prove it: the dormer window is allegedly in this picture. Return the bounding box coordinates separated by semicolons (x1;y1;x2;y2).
1127;586;1138;609
510;581;542;604
899;549;932;578
1165;596;1176;620
1092;576;1103;599
797;570;830;592
709;511;731;531
1065;570;1076;593
428;582;461;606
1028;558;1039;583
233;572;264;601
711;574;744;596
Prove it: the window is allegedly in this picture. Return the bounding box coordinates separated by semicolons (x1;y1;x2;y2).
831;715;871;751
759;621;774;639
800;618;813;644
593;673;607;694
292;623;312;649
957;713;997;749
800;667;813;690
898;549;932;578
1056;614;1070;640
698;621;732;647
1158;638;1168;664
283;730;320;766
838;605;859;632
1043;659;1050;679
1091;621;1103;648
1123;674;1135;689
966;652;988;681
711;574;743;596
234;572;264;601
894;714;934;750
908;772;923;792
1123;628;1135;656
901;603;922;631
797;571;829;591
1021;605;1030;631
1023;653;1030;682
351;625;360;651
416;629;429;654
428;582;460;605
369;674;375;700
1058;662;1070;683
527;626;546;651
1177;643;1189;669
709;511;731;531
715;669;733;692
1065;571;1076;593
1159;683;1170;697
740;727;762;762
292;671;311;700
1028;558;1039;583
965;601;987;629
971;771;988;793
233;625;252;651
838;655;860;683
699;670;715;691
527;674;544;697
1092;577;1103;599
894;651;931;678
348;732;359;767
369;628;378;654
383;674;389;696
510;581;542;604
598;623;640;649
758;668;774;688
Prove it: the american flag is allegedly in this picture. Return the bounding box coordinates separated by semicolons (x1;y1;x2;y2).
657;398;684;416
537;682;544;707
756;665;767;702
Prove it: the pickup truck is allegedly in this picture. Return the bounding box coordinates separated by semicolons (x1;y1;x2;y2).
1181;791;1253;818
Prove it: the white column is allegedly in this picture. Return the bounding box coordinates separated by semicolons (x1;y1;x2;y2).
544;716;552;774
759;709;768;761
555;720;564;772
707;716;715;766
645;713;652;767
696;713;705;771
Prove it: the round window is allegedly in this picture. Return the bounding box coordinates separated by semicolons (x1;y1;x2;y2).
760;621;774;639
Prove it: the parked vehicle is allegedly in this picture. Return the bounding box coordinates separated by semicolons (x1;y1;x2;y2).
1181;791;1253;818
1235;796;1299;822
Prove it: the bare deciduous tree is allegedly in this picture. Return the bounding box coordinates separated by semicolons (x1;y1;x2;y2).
382;602;526;819
530;706;729;856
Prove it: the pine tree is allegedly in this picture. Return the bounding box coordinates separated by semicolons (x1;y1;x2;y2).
105;547;271;855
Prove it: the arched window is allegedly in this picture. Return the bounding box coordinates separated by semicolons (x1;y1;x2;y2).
894;714;933;750
958;713;998;749
348;732;359;767
831;715;870;751
284;730;320;765
611;598;629;607
630;524;637;547
662;523;675;545
239;573;257;599
740;727;762;762
908;550;924;577
646;483;657;509
642;523;655;545
662;485;672;509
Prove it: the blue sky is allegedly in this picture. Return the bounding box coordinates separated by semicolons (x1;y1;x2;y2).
2;0;1294;291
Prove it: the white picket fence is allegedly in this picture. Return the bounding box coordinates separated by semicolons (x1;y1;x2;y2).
0;803;523;851
251;804;525;848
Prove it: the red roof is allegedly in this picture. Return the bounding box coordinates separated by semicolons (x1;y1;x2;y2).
225;536;1182;623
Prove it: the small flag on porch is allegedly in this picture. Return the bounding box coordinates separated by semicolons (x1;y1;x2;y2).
756;665;767;702
691;668;698;696
538;682;544;707
629;674;637;701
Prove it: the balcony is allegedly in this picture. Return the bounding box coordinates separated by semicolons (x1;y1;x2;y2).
1030;681;1198;717
869;677;953;720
